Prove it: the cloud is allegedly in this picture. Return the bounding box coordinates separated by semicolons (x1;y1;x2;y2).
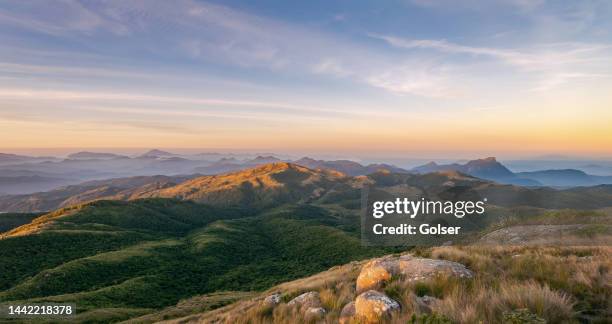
0;87;370;121
531;72;610;92
0;0;129;36
0;0;468;98
371;34;612;91
371;34;610;70
365;64;464;98
1;0;610;99
407;0;545;12
312;59;351;77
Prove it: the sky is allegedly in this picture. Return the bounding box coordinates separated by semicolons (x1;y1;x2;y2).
0;0;611;158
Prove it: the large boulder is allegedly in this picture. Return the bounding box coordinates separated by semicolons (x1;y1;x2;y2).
287;291;322;313
356;255;473;292
354;290;400;323
399;257;473;282
356;256;400;292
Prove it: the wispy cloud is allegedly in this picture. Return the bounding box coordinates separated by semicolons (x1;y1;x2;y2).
0;1;466;98
1;0;611;99
371;34;610;70
531;72;610;92
371;34;612;91
0;0;129;36
408;0;545;12
365;63;464;98
0;88;349;115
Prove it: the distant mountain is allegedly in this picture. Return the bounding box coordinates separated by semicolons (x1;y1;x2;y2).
138;149;176;158
0;153;31;164
68;151;128;160
517;169;612;187
193;156;284;175
193;160;247;175
411;161;460;174
0;153;56;165
578;163;612;176
0;152;204;194
0;174;198;213
247;155;282;164
0;175;73;195
194;152;223;157
412;157;540;186
294;157;409;176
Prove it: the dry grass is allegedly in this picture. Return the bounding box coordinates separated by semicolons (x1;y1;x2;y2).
163;246;611;323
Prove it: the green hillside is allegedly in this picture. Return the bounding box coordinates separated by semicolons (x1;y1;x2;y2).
0;212;43;232
0;199;385;322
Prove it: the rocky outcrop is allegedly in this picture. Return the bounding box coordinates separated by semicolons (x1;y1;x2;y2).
263;292;281;307
356;255;473;292
354;290;401;323
288;291;322;313
256;254;472;323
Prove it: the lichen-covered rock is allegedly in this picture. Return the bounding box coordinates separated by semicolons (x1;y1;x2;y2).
399;257;473;282
304;307;326;322
356;255;473;292
287;291;321;312
354;290;400;323
263;292;281;307
339;301;355;324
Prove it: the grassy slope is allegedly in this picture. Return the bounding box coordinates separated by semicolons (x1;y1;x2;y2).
0;212;43;232
0;199;386;322
177;246;610;324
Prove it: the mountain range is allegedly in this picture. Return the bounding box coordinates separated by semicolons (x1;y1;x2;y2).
411;157;612;187
0;153;57;165
67;152;129;160
1;150;611;197
294;157;409;176
2;162;612;214
1;161;610;322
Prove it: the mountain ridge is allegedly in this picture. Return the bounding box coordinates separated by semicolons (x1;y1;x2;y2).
412;157;540;186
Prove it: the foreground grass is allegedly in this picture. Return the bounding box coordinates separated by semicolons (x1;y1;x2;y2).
196;246;610;324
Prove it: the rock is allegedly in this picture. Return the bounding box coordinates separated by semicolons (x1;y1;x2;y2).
287;291;321;312
356;255;473;292
339;301;355;324
304;307;326;322
354;290;400;323
263;292;281;307
399;257;474;282
415;295;439;314
356;255;401;292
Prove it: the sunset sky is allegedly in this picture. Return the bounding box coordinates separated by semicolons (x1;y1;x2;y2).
1;0;611;158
